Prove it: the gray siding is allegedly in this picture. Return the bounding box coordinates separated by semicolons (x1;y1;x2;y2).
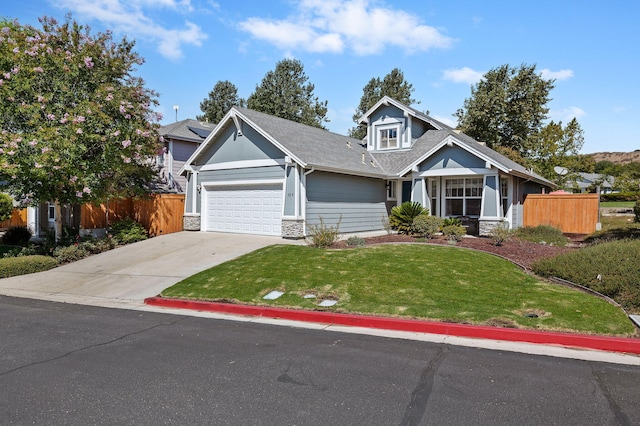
419;145;486;171
370;104;404;123
197;123;284;165
483;175;498;217
306;171;387;233
284;165;297;216
184;173;193;213
198;165;285;183
171;140;198;192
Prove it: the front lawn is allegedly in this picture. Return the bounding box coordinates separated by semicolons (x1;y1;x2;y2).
600;201;636;208
162;244;634;336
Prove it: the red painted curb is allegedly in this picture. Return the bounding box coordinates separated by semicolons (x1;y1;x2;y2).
144;297;640;355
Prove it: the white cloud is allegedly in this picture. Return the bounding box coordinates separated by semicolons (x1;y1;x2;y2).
442;67;484;85
238;0;453;55
53;0;208;60
550;106;586;122
540;68;574;81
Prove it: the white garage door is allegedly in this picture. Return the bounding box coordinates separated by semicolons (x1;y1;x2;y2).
204;184;282;236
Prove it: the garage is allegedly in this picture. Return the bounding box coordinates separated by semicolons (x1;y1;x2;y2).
203;184;283;236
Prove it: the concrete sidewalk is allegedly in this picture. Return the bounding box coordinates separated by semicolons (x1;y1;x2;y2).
0;231;303;308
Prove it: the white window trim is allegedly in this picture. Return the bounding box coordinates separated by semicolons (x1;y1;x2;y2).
386;180;397;201
377;123;401;150
47;202;55;222
444;177;484;217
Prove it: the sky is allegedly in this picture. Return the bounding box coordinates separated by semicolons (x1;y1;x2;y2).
4;0;639;154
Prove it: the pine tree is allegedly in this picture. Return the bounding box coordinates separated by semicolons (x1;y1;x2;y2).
197;80;243;123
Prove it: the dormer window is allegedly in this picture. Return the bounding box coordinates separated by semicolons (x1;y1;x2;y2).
378;125;400;149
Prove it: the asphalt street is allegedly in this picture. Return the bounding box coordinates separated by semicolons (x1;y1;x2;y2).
1;296;638;425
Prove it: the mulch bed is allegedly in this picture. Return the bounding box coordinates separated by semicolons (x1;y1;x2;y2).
331;234;579;270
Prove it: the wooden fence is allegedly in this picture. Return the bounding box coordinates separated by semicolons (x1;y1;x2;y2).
523;193;599;234
0;208;28;229
81;194;185;237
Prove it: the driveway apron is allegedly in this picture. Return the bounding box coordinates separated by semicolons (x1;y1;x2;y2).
0;232;303;308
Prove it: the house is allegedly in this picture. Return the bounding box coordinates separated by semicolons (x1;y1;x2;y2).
180;96;554;238
157;119;215;192
568;172;615;194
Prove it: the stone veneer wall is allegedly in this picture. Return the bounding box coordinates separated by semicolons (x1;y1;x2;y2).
183;214;201;231
281;219;305;239
479;219;504;236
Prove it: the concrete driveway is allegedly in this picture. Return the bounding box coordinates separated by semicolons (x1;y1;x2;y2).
0;231;304;309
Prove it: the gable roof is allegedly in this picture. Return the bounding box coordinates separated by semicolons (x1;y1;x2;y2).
159;119;214;143
358;96;450;131
182;101;554;187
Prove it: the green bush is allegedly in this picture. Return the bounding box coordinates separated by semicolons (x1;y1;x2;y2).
513;225;567;247
412;215;443;239
308;216;341;248
52;244;90;264
0;255;57;278
600;192;640;202
585;226;640;244
634;200;640;223
489;222;511;246
109;217;148;244
346;236;366;247
442;217;462;227
442;224;466;242
2;245;39;258
389;202;428;234
532;240;640;313
0;193;13;222
1;226;33;246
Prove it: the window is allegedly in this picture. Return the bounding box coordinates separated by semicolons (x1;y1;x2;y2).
500;177;509;216
445;178;483;217
430;179;437;215
386;180;396;200
47;203;55;222
379;127;398;149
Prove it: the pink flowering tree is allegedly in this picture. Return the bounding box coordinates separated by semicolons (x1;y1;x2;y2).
0;17;163;239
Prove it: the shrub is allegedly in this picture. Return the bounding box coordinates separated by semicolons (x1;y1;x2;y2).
1;226;33;246
489;222;511;246
308;216;341;248
442;217;462;227
585;226;640;244
532;240;640;312
0;255;57;278
442;224;466;242
600;192;640;202
2;245;39;258
109;217;148;244
346;236;366;247
52;244;90;264
634;200;640;223
513;225;567;247
389;202;428;234
412;215;443;239
0;193;13;222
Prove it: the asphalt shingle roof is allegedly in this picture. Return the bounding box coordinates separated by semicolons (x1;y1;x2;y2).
159;119;214;143
232;106;553;186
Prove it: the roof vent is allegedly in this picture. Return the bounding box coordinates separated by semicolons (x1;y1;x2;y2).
477;141;486;146
346;140;351;148
361;151;366;163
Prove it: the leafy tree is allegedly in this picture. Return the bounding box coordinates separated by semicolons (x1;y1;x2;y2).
0;193;14;222
529;118;585;184
246;59;328;129
0;17;162;238
349;68;417;140
197;80;243;123
455;64;554;156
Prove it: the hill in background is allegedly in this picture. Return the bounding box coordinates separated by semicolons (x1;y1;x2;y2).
589;151;640;165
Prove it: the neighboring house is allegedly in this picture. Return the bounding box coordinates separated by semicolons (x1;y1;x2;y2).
568;172;615;194
158;119;215;192
180;96;554;238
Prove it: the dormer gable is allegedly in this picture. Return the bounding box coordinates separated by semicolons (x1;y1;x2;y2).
358;96;449;152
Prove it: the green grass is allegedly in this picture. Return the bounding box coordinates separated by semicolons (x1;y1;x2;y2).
513;225;568;246
600;201;635;208
162;244;634;336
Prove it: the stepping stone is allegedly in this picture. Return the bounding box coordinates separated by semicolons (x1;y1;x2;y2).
263;290;284;300
303;294;316;299
318;300;337;307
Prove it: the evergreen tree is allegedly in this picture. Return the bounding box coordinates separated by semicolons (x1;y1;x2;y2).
455;64;554;156
349;68;416;140
246;59;328;129
197;80;243;123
